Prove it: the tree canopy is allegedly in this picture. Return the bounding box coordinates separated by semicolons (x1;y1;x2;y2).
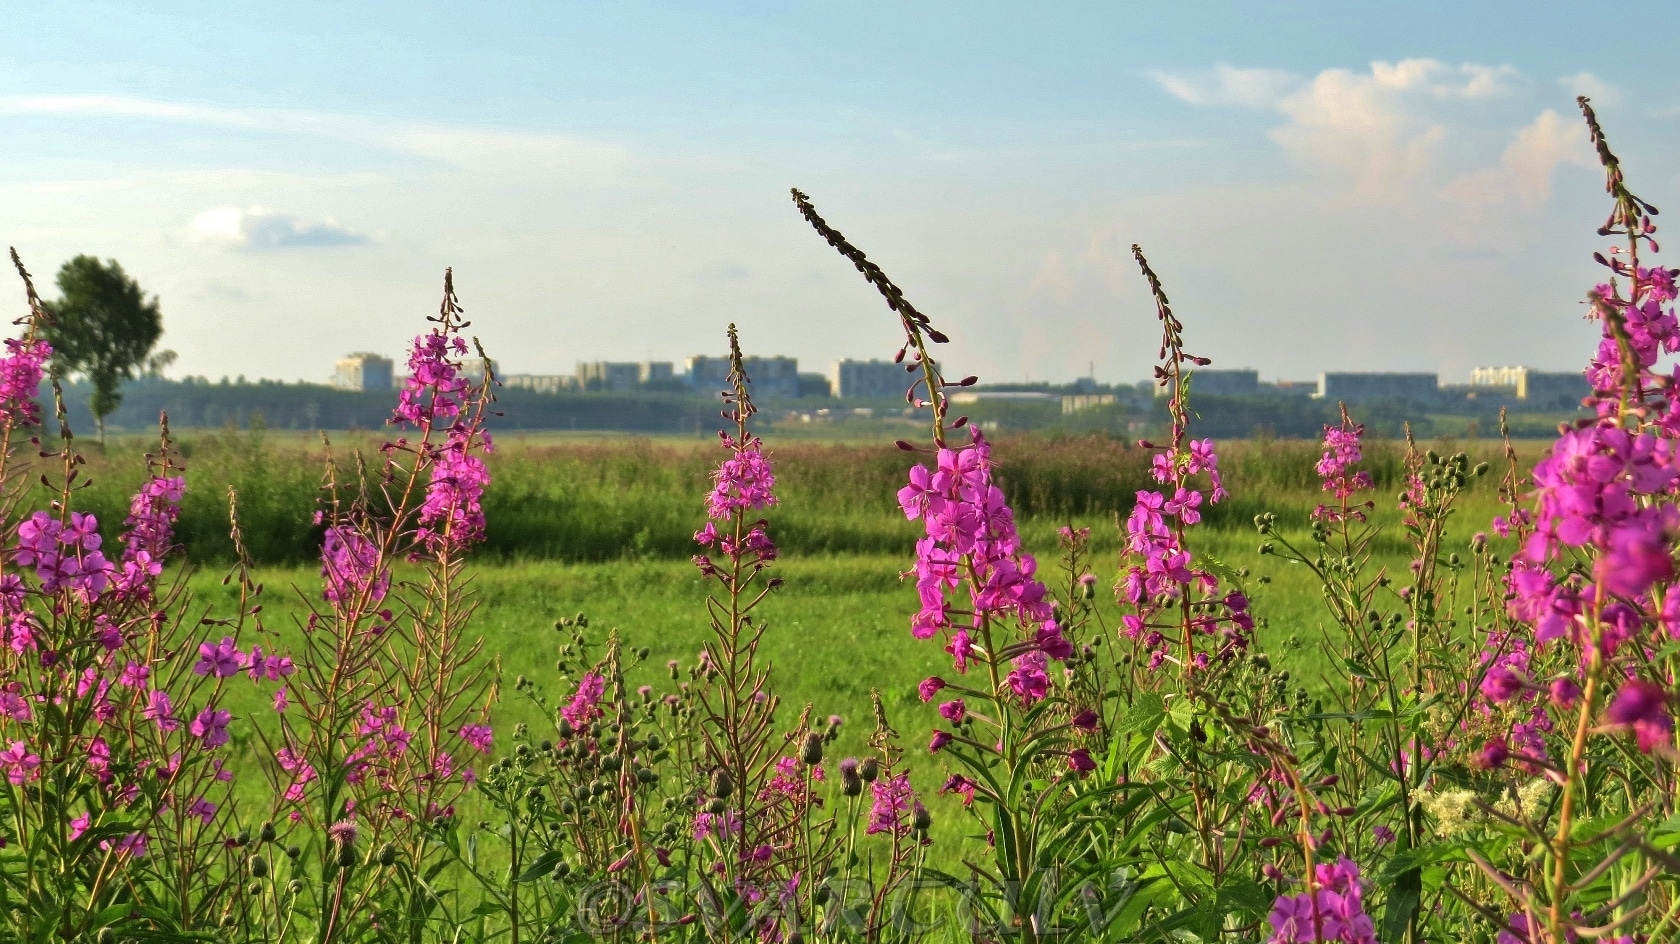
41;255;164;440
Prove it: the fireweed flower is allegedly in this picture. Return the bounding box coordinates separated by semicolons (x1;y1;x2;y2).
1312;412;1375;522
0;337;49;428
1606;680;1673;753
1265;856;1377;944
899;429;1065;679
864;771;921;838
0;741;40;785
459;723;493;754
561;673;605;730
189;708;232;749
193;637;243;678
320;526;390;608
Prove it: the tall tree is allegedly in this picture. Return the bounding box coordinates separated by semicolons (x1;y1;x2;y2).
41;256;164;443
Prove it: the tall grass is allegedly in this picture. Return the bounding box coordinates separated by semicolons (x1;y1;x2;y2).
65;427;1539;564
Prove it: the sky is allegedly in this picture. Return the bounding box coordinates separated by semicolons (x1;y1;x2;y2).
2;1;1676;387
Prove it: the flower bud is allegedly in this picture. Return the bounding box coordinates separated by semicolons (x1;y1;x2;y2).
377;842;397;866
248;855;269;878
859;758;879;783
259;820;276;843
711;770;734;798
801;732;824;766
911;802;932;832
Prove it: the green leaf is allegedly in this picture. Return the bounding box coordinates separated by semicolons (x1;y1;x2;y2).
1380;866;1422;944
515;849;567;883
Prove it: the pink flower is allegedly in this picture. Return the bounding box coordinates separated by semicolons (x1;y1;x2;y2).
1005;651;1049;705
561;673;605;729
1606;680;1673;753
143;690;179;732
189;708;231;749
865;772;918;838
1480;667;1525;704
193;637;242;678
0;691;30;722
1473;738;1509;770
459;723;493;754
928;731;952;753
1067;749;1096;775
917;677;946;702
0;741;40;784
938;699;966;723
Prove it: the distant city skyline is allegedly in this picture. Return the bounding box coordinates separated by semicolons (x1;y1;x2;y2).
3;3;1673;386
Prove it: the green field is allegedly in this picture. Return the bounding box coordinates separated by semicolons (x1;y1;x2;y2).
181;426;1523;850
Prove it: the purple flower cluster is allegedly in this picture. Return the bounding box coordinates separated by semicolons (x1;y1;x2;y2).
864;771;923;840
561;672;605;730
1313;415;1374;521
0;337;49;429
898;429;1067;692
16;511;113;600
1266;857;1377;944
1120;439;1250;669
693;433;778;577
114;474;184;598
320;526;390;609
1586;266;1678;421
417;428;492;554
392;331;474;428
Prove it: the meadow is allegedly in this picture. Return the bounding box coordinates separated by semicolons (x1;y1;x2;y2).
148;427;1525;853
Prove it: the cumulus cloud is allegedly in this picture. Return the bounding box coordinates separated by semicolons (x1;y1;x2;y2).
189;206;372;251
1148;64;1300;107
1444;108;1595;208
1154;59;1525;202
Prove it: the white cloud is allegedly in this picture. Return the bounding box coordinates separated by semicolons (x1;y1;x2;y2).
1444;108;1595;208
0;94;261;128
1155;59;1525;202
0;93;625;175
189;206;372;251
1561;71;1619;107
1148;64;1300;107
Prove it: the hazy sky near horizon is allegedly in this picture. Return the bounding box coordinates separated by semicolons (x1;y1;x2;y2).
2;1;1677;386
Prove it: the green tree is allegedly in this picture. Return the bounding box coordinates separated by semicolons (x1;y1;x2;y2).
41;256;164;443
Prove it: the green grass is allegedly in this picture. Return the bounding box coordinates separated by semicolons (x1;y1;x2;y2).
188;474;1509;855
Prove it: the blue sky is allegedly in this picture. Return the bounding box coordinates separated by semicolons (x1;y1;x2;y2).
2;1;1675;386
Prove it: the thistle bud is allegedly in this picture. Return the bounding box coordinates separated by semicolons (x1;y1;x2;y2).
259;820;277;843
248;855;269;878
800;732;824;766
859;758;879;783
377;842;397;867
711;770;734;798
912;802;932;832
